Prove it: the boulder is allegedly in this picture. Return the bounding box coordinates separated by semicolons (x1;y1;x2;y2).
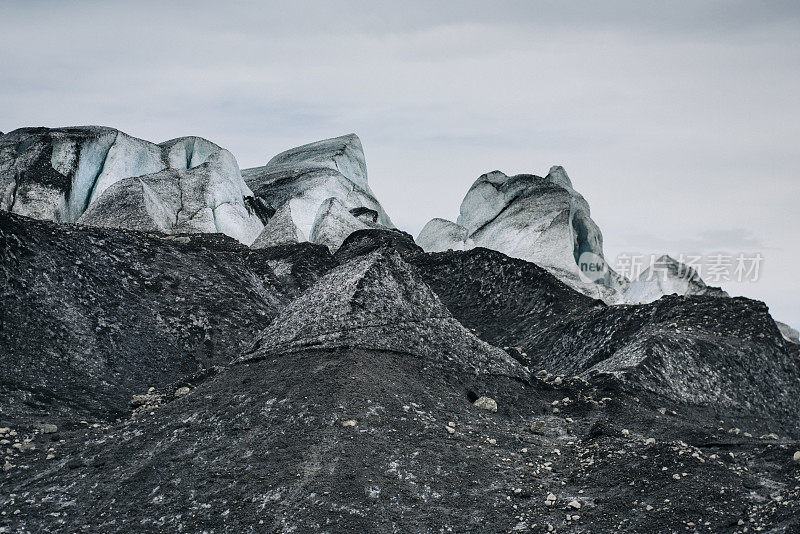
473;396;498;412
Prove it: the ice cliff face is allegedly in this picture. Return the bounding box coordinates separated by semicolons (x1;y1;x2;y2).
0;127;264;244
417;166;626;302
78;146;264;245
777;321;800;344
624;255;729;304
243;134;393;251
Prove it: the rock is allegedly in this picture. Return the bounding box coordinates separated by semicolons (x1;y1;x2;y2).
41;423;58;434
624;255;729;304
473;396;499;413
445;425;455;434
174;386;190;398
242;134;392;243
129;395;152;408
12;441;35;452
545;493;557;506
645;438;656;445
341;419;357;427
349;207;379;223
3;460;13;472
793;451;800;464
568;500;582;509
530;421;546;433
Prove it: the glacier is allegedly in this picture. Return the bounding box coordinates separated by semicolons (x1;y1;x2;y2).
417;166;627;302
243;133;393;251
0;127;265;244
623;254;729;304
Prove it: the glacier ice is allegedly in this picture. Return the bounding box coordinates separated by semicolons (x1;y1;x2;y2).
416;218;471;252
776;321;800;344
0;126;264;244
250;201;307;249
265;133;371;192
419;166;627;302
78;148;264;245
243;133;393;250
309;197;382;252
623;255;729;304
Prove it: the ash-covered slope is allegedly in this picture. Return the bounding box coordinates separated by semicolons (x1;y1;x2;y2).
238;249;526;380
417;167;626;302
0;127;265;244
409;247;600;364
3;131;800;532
243;134;393;250
2;215;800;533
0;211;288;427
5;230;799;533
412;248;800;429
4;325;799;532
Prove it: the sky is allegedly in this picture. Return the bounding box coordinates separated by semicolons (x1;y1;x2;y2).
1;1;798;328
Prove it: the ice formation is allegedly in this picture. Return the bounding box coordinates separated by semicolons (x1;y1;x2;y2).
0;127;264;244
243;134;393;250
623;255;729;304
308;197;382;252
78;148;263;244
417;166;627;302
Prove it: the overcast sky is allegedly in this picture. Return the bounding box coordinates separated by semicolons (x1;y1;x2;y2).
2;1;798;328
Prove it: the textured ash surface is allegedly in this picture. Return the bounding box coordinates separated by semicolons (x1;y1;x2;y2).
1;214;799;533
412;248;800;432
0;211;287;427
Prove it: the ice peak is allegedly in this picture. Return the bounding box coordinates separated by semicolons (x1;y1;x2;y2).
546;165;573;189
